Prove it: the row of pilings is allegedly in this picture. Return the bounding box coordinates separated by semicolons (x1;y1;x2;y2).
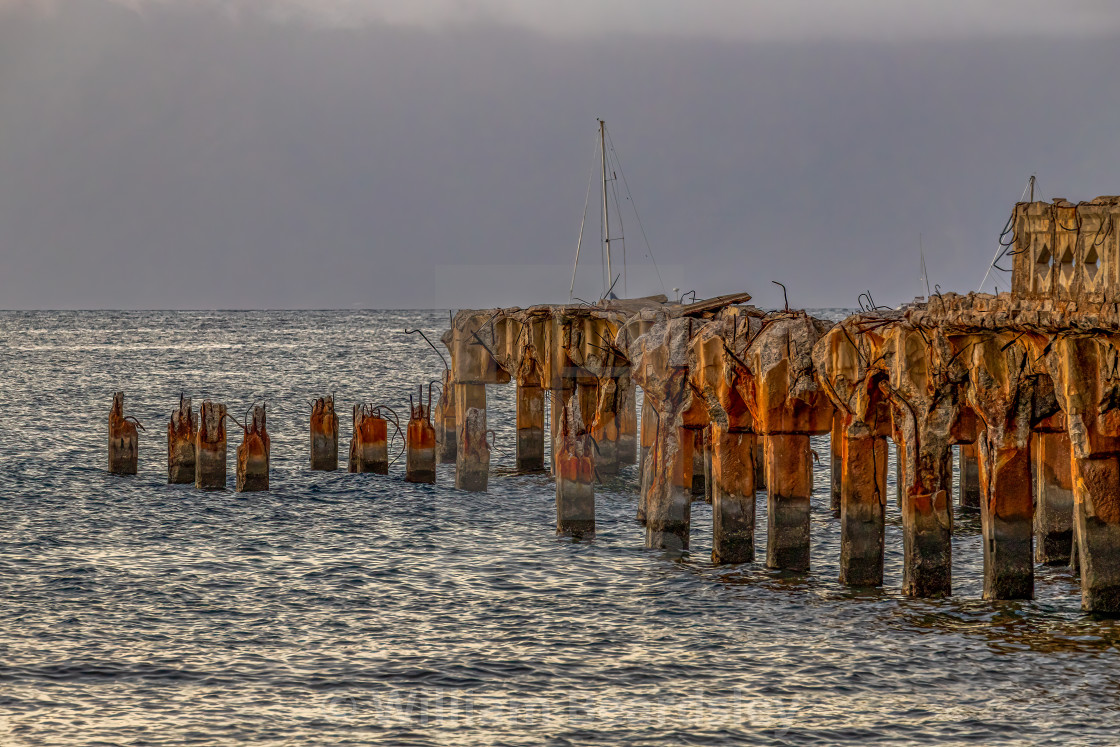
442;292;1118;613
109;390;441;490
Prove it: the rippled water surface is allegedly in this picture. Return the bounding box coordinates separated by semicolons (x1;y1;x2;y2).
1;309;1119;746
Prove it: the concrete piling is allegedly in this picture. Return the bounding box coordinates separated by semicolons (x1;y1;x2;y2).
959;442;981;509
1034;428;1074;565
435;370;457;464
618;383;638;465
710;426;756;563
349;405;389;474
638;395;658;521
236;404;269;492
516;383;545;472
195;400;227;490
309;396;339;471
840;427;888;586
555;395;595;537
690;428;706;497
830;412;843;511
167;395;195;483
586;381;620;478
644;425;694;550
455;383;489;491
108;391;140;475
406;386;437;484
978;439;1034;599
765;433;813;571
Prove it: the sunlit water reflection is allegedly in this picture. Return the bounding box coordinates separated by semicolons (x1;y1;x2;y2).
0;310;1117;746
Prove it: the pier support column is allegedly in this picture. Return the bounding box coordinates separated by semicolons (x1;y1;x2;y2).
195;401;227;490
638;396;658;522
978;439;1034;599
765;433;812;571
755;437;767;492
1034;430;1074;564
618;383;638;465
406;393;437;484
436;371;457;464
960;442;981;509
455;383;489;492
108;392;139;476
645;425;694;551
586;382;619;478
555;396;595;537
840;429;887;586
830;412;843;511
516;383;545;472
236;405;269;492
711;427;756;563
900;443;953;598
1072;454;1120;613
349;406;388;474
309;396;339;471
167;396;195;484
690;428;706;497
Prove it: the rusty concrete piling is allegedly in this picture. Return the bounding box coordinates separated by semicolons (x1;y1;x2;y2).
690;428;706;497
309;396;339;471
959;443;981;508
236;404;269;492
618;384;638;465
830;412;843;511
195;401;227;489
765;433;813;570
108;392;140;475
1033;427;1074;564
455;383;490;491
555;396;595;536
349;404;390;474
406;386;437;484
167;395;195;483
516;383;545;472
710;426;757;563
839;426;888;586
435;370;457;464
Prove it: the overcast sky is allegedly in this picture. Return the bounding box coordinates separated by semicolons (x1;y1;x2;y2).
2;0;1119;309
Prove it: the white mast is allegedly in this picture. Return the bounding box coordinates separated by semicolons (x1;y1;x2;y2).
600;119;612;297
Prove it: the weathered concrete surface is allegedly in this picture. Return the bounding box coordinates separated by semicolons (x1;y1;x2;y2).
309;396;339;471
1034;424;1074;564
167;395;195;484
406;391;437;484
349;405;389;474
435;369;457;464
516;384;546;472
830;412;843;512
959;442;981;509
195;400;227;490
108;392;139;476
236;404;269;492
455;383;489;492
618;384;638;465
555;393;595;537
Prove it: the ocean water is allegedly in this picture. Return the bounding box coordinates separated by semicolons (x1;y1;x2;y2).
0;309;1117;746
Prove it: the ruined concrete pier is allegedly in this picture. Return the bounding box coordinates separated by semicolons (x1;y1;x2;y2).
349;405;389;474
195;400;227;489
167;395;195;483
108;392;140;476
309;396;339;471
236;404;269;492
406;387;437;484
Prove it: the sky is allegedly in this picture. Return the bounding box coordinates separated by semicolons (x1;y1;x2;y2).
1;0;1119;310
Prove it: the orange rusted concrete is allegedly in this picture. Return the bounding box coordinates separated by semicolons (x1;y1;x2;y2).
830;412;843;511
195;400;227;490
406;388;437;484
455;383;489;492
516;384;545;472
1034;427;1073;564
840;428;888;586
555;394;595;537
108;391;139;476
618;383;638;465
710;425;756;563
435;369;457;464
349;405;389;474
309;396;339;471
638;394;658;522
236;404;269;492
765;433;813;570
167;395;195;484
690;428;706;498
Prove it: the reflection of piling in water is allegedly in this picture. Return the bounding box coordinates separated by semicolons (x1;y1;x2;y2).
167;395;195;484
108;391;140;476
349;405;389;474
195;401;227;490
236;404;269;492
309;396;339;471
406;386;437;484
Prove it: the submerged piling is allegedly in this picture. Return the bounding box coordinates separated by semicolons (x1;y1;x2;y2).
167;395;195;484
406;386;437;484
349;405;389;474
195;400;227;490
555;395;595;537
310;396;339;471
108;391;140;476
236;404;269;492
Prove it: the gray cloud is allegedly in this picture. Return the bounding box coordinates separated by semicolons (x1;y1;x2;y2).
0;1;1119;310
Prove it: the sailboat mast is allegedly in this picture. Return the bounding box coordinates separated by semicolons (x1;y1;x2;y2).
600;119;612;295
